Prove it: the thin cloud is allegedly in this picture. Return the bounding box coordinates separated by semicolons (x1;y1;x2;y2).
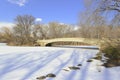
0;22;14;28
36;18;42;22
8;0;28;7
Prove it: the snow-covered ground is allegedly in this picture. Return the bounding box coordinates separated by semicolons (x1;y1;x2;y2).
0;43;7;46
0;46;119;80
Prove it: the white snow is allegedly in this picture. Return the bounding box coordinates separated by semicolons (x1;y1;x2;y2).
0;43;7;46
0;46;119;80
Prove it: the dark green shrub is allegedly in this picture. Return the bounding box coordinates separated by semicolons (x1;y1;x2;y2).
101;41;120;67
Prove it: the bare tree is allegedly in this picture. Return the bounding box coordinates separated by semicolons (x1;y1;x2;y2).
33;24;48;40
48;22;72;38
79;0;120;39
79;10;106;39
82;0;120;66
0;27;13;43
13;15;35;45
97;0;120;12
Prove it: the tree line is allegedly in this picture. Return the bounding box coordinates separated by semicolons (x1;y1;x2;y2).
0;15;76;45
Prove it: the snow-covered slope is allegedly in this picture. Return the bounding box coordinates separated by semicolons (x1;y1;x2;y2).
0;46;119;80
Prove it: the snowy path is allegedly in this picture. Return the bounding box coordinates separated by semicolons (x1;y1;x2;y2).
0;46;119;80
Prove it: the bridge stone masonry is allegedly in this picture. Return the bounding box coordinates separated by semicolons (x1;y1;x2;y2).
36;38;103;49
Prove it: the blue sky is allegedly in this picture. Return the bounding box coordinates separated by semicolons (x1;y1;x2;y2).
0;0;84;24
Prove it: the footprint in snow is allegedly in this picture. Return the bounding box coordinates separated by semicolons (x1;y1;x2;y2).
87;59;93;62
63;64;82;71
68;66;80;70
36;73;56;80
77;64;82;66
36;76;46;80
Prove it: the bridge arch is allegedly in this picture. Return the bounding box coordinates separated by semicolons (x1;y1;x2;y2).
45;41;91;46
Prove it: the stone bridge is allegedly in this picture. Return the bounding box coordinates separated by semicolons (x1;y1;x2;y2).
36;38;101;47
